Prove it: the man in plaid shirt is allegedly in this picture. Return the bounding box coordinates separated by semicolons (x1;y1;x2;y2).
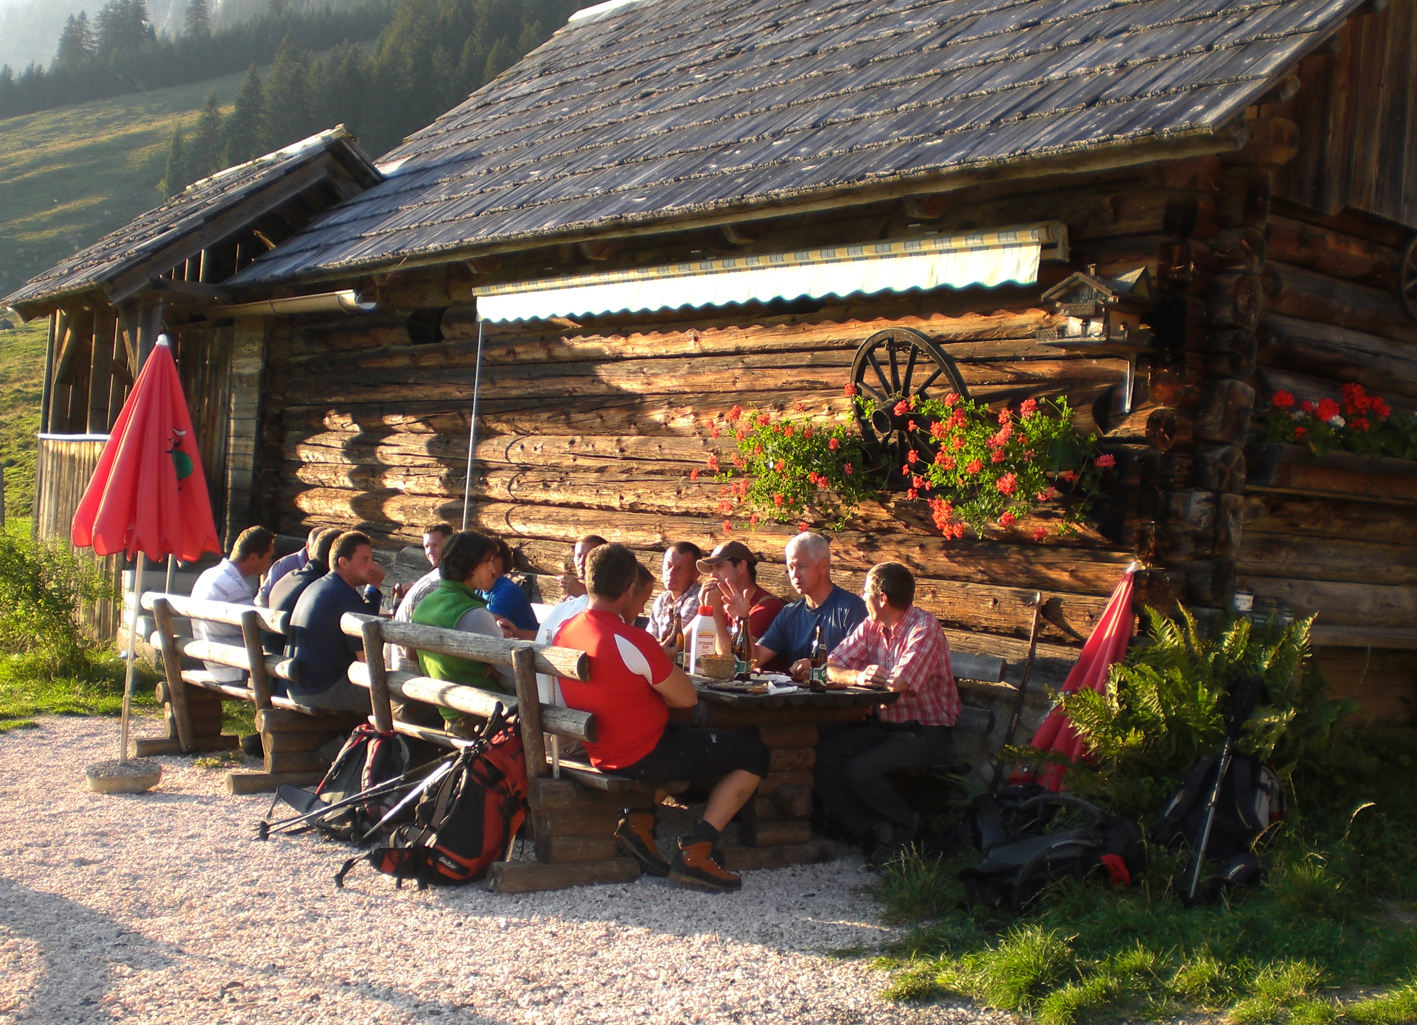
816;562;959;865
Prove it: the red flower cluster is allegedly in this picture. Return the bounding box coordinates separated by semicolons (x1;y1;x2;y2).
929;497;967;539
844;383;859;398
1095;453;1116;469
996;472;1018;496
1341;382;1390;430
828;437;840;450
1020;398;1038;418
999;510;1016;527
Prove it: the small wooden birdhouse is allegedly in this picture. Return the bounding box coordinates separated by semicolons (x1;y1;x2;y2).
1036;266;1155;413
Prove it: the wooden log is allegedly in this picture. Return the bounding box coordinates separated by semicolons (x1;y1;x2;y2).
340;612;589;680
240;609;274;711
532;805;621;838
260;730;335;754
1242;492;1417;545
265;749;331;774
529;777;657;812
1264;215;1398;291
1216;163;1272;229
756;771;815;797
742;797;785;823
141;591;288;634
741;818;813;848
134;735;237;757
1245;444;1417;502
226;770;325;795
1237;576;1417;628
1239;532;1417;586
1259;314;1417;399
1206;272;1262;332
770;783;815;820
535;834;619;865
360;618;395;733
720;839;836;871
1193;446;1245;493
753;724;819;748
1213;493;1244;559
513;646;548;787
487;858;640;893
1207;228;1266;273
1204;337;1257;379
1194;380;1254;445
1184;558;1237;606
255;708;357;733
1263;261;1417;345
1146;408;1194;451
767;747;816;773
1309;626;1417;650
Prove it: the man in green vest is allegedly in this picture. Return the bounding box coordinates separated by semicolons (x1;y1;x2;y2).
411;530;510;736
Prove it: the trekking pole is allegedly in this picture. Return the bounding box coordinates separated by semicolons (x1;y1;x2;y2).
257;755;456;839
990;592;1044;792
1187;674;1261;902
359;755;461;842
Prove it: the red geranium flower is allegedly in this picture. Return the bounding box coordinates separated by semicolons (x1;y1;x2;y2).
997;409;1011;425
773;493;785;507
1095;453;1116;469
997;472;1018;496
783;426;794;439
1294;427;1307;438
943;392;959;406
799;522;810;533
999;511;1016;527
722;520;732;533
750;513;759;526
690;469;699;480
930;422;950;440
951;436;965;451
1352;417;1370;431
792;400;806;413
1271;390;1295;410
1316;398;1341;422
1033;527;1048;541
1020;398;1038;418
844;383;859;398
906;487;918;500
908;420;917;432
828;437;840;450
1060;470;1078;483
935;452;954;469
893;399;909;416
907;449;919;464
706;453;720;472
803;427;813;440
1374;399;1391;419
726;405;743;422
991;449;1007;463
843;463;853;475
966;458;983;475
775;459;786;472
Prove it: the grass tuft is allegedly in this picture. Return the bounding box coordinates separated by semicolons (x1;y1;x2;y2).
1344;979;1417;1024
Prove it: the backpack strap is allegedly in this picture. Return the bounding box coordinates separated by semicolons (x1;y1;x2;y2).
975;794;1006;852
1152;753;1218;842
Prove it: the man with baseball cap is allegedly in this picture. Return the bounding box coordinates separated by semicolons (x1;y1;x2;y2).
697;541;786;671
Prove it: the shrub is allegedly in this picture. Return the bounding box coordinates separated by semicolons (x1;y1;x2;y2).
0;527;117;678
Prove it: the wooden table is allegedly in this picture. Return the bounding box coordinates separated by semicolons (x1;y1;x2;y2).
682;677;900;870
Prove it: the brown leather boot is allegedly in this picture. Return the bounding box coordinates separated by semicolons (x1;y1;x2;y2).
670;838;741;892
615;812;670;876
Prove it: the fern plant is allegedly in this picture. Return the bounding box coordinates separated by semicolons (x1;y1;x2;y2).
1022;606;1355;819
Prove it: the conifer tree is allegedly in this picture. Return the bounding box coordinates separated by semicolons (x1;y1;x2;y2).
265;35;314;148
183;0;211;38
224;65;270;165
53;14;96;75
95;0;152;60
159;129;187;199
482;37;517;84
187;88;227;180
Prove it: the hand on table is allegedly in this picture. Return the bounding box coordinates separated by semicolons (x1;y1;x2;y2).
857;664;889;689
788;658;813;682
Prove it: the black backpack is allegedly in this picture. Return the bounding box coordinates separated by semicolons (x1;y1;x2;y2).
958;787;1146;913
311;724;413;843
335;726;528;889
1152;753;1285;888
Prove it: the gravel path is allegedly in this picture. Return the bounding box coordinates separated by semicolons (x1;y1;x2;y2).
0;716;1010;1025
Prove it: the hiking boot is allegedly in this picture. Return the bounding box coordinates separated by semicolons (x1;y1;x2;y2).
670;839;741;893
867;815;920;873
616;813;670;877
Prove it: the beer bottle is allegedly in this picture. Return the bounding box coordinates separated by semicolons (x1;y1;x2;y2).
671;609;686;667
734;615;753;674
809;624;828;691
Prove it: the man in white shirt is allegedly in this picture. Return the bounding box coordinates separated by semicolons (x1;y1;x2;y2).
189;526;276;683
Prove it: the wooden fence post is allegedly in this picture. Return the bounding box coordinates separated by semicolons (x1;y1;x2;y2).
511;646;547;779
359;619;395;733
239;609;273;711
151;597;195;753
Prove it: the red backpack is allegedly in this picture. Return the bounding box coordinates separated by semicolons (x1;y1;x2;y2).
335;727;527;889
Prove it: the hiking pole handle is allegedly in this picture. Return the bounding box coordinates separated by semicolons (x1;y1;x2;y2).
359;758;457;842
1188;736;1237;902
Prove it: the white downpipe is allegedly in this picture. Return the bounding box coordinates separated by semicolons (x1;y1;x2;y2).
460;318;486;530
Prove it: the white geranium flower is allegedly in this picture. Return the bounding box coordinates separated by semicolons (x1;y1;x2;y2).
1327;415;1345;428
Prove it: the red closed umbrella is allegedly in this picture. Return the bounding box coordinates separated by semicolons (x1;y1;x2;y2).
1015;562;1138;792
72;336;221;761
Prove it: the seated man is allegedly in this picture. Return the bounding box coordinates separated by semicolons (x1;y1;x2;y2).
483;538;540;640
387;522;452;673
647;541;702;657
815;562;959;865
265;527;341;646
557;533;606;600
756;532;867;680
285;531;385;712
411;530;509;736
256;526;320;607
697;541;785;670
189;526;275;683
555;543;770;893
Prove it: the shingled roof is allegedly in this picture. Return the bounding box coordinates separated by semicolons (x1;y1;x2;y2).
231;0;1364;287
4;127;380;314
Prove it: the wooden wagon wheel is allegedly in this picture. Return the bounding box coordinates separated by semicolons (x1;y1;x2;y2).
850;328;969;481
1400;235;1417;322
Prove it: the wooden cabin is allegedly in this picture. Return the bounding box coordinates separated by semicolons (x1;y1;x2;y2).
9;0;1417;729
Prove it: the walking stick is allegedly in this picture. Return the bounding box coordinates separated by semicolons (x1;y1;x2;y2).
990;592;1044;792
1187;674;1262;903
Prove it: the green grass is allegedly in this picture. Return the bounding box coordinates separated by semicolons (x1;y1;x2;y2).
0;318;46;519
0;70;246;300
874;748;1417;1023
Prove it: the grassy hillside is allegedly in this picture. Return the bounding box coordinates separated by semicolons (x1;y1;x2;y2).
0;315;44;519
0;70;245;299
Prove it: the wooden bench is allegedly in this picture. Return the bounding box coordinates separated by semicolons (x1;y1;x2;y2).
341;612;684;893
137;592;368;794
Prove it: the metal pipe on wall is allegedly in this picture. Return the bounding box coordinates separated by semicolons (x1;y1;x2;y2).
461;318;486;531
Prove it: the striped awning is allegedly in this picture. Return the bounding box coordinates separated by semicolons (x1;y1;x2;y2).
473;222;1068;322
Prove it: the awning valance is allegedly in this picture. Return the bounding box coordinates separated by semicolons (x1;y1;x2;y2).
473;222;1068;323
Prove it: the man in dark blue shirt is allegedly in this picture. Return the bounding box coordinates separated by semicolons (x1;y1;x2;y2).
755;533;867;680
285;531;384;711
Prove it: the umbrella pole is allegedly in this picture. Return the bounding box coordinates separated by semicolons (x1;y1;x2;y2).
119;552;144;762
164;553;176;595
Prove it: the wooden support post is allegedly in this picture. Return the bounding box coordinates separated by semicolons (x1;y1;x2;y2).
511;646;547;780
151;597;196;753
359;618;395;733
240;609;273;711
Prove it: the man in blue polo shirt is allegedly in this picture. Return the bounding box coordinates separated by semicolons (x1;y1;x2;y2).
754;532;866;680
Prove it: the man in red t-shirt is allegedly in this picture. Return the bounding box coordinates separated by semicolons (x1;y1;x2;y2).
697;541;786;671
556;544;770;892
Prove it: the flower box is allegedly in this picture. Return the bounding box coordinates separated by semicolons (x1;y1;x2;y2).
1244;443;1417;503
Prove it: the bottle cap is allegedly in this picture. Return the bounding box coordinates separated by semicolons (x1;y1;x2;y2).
698;605;713;615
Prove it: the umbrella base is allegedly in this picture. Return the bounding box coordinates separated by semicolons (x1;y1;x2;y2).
86;758;162;794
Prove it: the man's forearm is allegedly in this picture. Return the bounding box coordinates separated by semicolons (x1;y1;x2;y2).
824;663;857;686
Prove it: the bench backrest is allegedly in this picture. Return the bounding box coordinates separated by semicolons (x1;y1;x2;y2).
340;612;594;784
